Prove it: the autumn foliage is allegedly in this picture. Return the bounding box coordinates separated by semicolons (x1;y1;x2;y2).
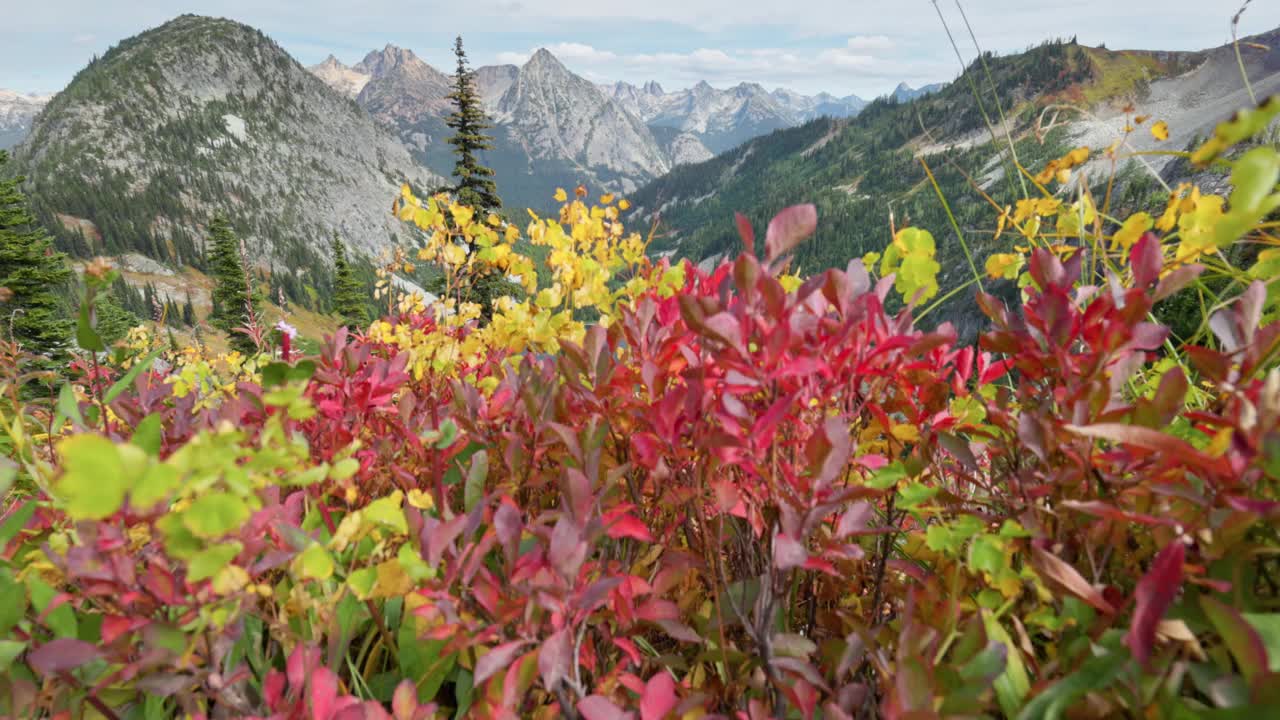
1;100;1280;719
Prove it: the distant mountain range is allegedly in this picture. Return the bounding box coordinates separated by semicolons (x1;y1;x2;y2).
0;90;53;150
304;47;883;210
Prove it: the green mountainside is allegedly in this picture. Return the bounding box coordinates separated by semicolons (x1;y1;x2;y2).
629;36;1269;333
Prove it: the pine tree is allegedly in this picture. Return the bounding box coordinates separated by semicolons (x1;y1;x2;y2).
445;37;501;214
330;235;367;329
0;150;73;358
206;216;260;354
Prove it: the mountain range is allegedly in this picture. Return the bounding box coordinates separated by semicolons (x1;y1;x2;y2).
0;90;52;150
303;47;879;210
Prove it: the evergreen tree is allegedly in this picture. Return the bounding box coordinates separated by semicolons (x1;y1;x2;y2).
330;235;367;329
94;293;140;346
0;151;73;358
445;37;501;214
182;292;196;326
206;216;260;353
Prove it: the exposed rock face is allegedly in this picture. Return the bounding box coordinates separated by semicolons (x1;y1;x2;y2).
608;80;868;153
306;55;370;98
493;49;673;192
474;65;520;110
16;15;441;270
0;90;52;149
355;45;454;121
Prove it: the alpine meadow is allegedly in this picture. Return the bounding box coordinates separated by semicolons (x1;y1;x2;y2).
5;1;1280;719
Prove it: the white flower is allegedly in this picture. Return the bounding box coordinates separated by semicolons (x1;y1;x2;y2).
274;320;298;340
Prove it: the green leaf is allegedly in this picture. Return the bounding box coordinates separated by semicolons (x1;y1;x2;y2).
348;567;376;600
183;492;250;538
897;481;937;509
464;449;488;513
435;419;459;450
1203;595;1270;683
866;462;907;490
104;350;161;404
56;434;127;520
132;463;179;510
296;544;335;581
76;302;105;353
187;541;243;582
1015;644;1126;720
982;611;1030;717
968;535;1006;575
0;501;34;548
131;413;163;457
0;640;26;674
53;383;85;431
1243;613;1280;672
0;571;28;636
363;494;407;535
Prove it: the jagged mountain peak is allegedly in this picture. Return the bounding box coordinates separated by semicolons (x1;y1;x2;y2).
643;81;664;95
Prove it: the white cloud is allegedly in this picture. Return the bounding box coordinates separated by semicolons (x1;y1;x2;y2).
845;35;893;51
494;42;617;66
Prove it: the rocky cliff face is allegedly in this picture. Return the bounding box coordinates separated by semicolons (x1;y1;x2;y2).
16;15;441;273
493;49;673;192
355;45;453;121
306;55;369;98
609;80;868;154
0;90;51;150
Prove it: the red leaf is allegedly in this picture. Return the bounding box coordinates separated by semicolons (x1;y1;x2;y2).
630;433;662;470
538;627;573;691
1131;232;1162;288
391;680;419;720
773;532;807;571
605;512;654;543
549;516;588;580
309;667;339;720
474;641;528;686
1030;546;1116;614
764;204;817;262
735;212;755;255
1126;541;1185;666
836;502;874;537
640;672;679;720
28;638;100;675
703;312;747;357
1064;423;1230;476
580;695;629;720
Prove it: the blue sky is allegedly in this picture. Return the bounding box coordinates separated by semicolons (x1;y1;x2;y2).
3;1;1279;97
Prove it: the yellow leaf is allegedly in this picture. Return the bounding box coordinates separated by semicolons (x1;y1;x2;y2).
407;489;435;510
890;424;920;442
985;253;1022;280
1151;120;1170;141
1111;212;1153;251
600;193;615;205
554;188;568;203
618;199;631;211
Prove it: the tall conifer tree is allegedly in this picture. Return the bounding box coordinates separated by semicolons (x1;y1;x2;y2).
0;150;72;358
330;235;367;329
206;216;260;354
445;37;501;214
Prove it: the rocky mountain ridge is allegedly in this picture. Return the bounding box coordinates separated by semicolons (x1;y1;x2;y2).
0;90;53;149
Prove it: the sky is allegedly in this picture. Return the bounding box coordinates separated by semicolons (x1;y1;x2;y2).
2;1;1278;98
